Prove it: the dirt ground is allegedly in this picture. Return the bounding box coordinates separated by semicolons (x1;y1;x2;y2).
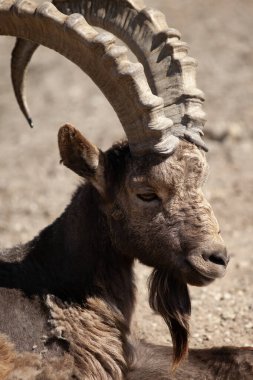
0;0;252;353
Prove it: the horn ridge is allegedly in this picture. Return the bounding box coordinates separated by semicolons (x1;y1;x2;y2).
1;0;177;155
9;0;208;151
54;0;207;150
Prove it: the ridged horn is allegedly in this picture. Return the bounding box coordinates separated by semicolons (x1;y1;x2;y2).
11;0;208;151
1;0;179;156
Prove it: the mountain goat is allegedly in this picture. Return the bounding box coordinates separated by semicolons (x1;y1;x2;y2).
0;0;247;379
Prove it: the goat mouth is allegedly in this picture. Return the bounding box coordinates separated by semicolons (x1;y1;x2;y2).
183;260;218;287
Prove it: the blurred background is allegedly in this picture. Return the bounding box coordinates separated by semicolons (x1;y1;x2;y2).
0;0;252;349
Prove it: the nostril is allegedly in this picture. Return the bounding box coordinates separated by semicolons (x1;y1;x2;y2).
209;254;226;266
203;251;228;267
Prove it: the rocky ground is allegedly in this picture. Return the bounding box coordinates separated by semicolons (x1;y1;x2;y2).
0;0;252;352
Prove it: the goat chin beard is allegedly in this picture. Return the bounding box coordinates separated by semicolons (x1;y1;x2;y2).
148;269;191;370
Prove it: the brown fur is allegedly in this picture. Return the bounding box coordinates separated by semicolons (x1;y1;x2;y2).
1;332;252;379
148;269;191;366
0;125;230;377
45;295;133;379
127;342;253;380
0;333;74;380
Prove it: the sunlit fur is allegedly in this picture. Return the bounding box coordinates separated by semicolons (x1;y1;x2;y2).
106;140;224;283
0;133;227;376
99;140;225;363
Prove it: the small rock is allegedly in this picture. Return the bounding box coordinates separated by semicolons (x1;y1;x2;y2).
32;345;37;350
220;311;236;321
214;293;222;301
221;292;232;300
237;261;249;269
205;123;228;142
227;123;243;140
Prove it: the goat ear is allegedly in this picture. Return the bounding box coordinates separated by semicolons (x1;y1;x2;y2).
58;124;105;193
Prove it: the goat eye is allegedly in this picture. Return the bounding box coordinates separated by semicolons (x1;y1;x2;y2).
137;193;159;202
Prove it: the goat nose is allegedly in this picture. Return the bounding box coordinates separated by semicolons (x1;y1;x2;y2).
203;248;229;267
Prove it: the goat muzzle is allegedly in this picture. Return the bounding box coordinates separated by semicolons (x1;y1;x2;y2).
184;242;229;286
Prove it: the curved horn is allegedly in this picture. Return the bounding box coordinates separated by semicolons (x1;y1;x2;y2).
11;0;207;151
1;0;178;156
11;38;38;128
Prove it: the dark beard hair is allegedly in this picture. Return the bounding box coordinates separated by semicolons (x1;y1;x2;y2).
148;269;191;368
